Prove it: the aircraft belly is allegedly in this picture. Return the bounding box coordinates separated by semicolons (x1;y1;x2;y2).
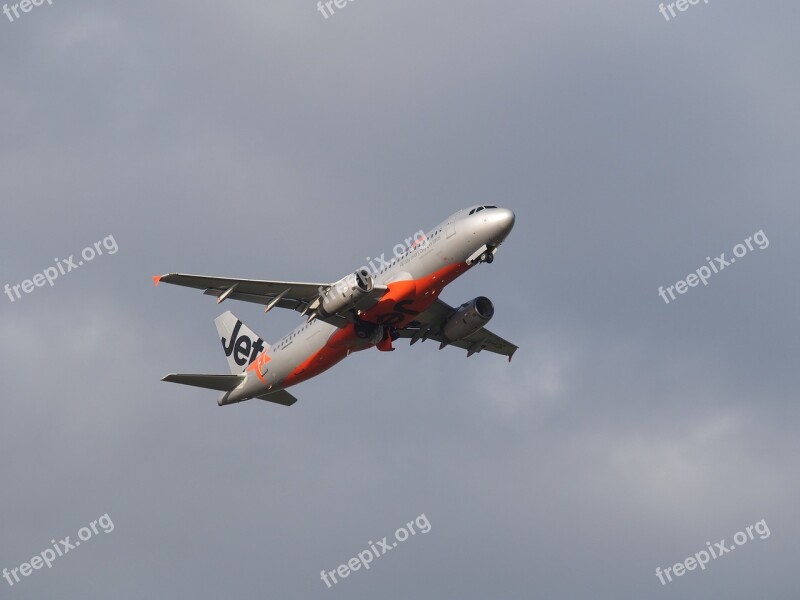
277;324;347;388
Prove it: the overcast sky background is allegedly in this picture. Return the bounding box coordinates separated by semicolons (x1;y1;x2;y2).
1;1;798;598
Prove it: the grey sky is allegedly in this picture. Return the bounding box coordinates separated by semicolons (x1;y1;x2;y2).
1;1;798;598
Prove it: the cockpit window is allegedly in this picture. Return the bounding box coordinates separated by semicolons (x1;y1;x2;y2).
470;205;498;215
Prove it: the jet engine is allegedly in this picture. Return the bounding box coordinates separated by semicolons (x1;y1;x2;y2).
318;269;374;317
442;296;494;341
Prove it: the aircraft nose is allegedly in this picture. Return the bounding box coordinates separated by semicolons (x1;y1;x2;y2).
487;208;515;243
497;208;515;232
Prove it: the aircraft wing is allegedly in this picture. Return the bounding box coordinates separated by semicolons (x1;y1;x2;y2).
396;299;518;361
153;273;366;328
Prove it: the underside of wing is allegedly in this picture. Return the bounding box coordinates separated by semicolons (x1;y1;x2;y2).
396;298;518;360
153;273;385;328
155;273;324;304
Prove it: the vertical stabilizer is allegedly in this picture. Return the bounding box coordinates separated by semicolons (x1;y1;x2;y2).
214;311;269;374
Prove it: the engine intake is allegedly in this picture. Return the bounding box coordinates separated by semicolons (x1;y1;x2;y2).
442;296;494;341
319;269;374;317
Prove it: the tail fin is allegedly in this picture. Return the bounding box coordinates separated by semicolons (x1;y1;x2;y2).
214;311;270;374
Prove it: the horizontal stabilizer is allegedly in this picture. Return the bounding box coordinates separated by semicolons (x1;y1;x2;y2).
255;389;298;406
162;373;245;392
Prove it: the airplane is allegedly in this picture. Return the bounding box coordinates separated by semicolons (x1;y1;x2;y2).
154;205;517;407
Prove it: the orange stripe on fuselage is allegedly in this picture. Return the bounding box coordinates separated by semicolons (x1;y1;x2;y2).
281;324;354;387
360;260;467;328
281;261;470;387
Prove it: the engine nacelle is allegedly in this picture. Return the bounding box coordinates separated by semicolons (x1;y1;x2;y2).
319;269;374;317
442;296;494;341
